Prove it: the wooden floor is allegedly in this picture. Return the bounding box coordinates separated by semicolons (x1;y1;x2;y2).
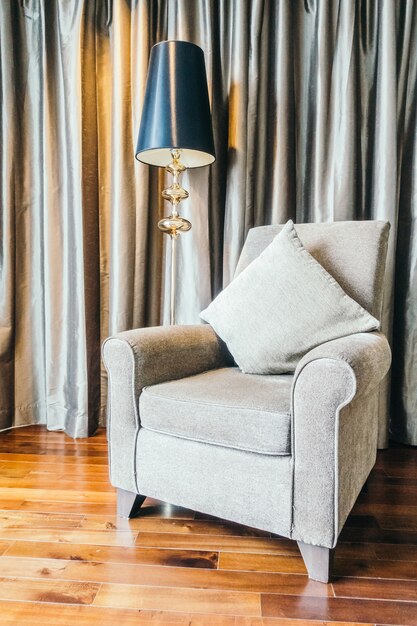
0;428;415;625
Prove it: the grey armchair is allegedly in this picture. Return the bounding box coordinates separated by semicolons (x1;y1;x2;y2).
102;221;391;582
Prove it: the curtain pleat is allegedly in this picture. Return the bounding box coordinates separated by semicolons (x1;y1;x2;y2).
0;0;416;444
390;0;417;445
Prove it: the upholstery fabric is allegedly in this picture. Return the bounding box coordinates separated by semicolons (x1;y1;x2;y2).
140;367;293;455
201;221;380;374
102;324;231;490
291;331;391;548
136;428;293;537
235;221;390;319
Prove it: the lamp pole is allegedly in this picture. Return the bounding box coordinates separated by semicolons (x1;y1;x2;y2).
158;149;191;325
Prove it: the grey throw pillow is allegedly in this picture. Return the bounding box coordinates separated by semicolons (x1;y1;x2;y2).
200;220;380;374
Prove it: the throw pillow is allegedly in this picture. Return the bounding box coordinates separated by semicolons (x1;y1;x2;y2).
200;220;380;374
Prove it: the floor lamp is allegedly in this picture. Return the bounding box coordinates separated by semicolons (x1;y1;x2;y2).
135;40;216;325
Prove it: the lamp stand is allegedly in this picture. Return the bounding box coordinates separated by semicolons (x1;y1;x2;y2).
158;149;191;325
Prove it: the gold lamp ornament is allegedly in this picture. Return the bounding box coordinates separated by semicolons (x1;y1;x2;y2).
135;40;216;325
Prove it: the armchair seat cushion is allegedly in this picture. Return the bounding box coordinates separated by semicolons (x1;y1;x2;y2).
140;367;293;455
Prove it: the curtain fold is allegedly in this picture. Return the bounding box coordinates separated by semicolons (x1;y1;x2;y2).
0;0;416;444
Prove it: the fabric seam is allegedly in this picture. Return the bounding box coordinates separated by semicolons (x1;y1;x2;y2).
141;424;290;456
141;388;291;416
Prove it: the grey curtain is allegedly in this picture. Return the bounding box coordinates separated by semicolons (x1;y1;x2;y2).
0;0;416;444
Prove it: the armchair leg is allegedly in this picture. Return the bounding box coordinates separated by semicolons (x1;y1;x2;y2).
297;541;334;583
117;488;146;519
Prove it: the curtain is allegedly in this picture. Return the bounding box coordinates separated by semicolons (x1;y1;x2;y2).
0;0;106;438
0;0;162;437
0;0;416;444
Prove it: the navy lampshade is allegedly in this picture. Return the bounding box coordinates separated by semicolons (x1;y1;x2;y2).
135;40;216;168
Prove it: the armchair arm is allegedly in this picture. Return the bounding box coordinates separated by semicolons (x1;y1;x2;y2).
290;332;391;548
102;324;230;491
294;331;391;401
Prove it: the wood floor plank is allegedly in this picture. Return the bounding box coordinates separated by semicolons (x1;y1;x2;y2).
333;556;417;580
333;576;417;601
261;593;417;624
17;499;123;515
5;541;219;568
0;601;240;626
81;516;273;537
0;501;27;511
12;495;189;515
377;514;417;531
219;547;380;574
376;446;417;463
0;444;107;457
0;462;109;474
0;528;138;546
25;471;110;484
0;453;107;465
0;468;32;479
352;502;417;517
0;510;83;529
0;433;107;446
0;576;100;604
374;543;417;562
0;556;332;597
93;583;262;616
219;552;307;575
0;464;110;477
340;524;417;545
0;541;13;556
235;620;372;626
0;598;377;626
0;477;114;491
0;436;106;448
367;471;417;487
379;464;417;478
18;461;110;471
334;543;377;560
136;531;300;555
71;563;331;597
84;515;268;535
0;487;116;503
355;483;417;505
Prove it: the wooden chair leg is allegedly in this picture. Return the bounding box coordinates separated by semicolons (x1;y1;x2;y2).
297;541;334;583
117;488;146;519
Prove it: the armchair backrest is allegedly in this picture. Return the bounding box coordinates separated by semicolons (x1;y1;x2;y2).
235;221;390;319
